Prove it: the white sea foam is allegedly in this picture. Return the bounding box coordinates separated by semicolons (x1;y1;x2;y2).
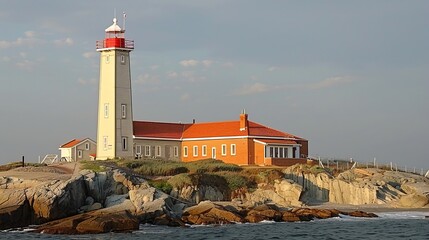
376;211;429;219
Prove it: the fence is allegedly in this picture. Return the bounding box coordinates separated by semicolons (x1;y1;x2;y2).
308;156;429;177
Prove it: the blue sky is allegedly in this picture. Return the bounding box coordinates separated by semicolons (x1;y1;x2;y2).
0;1;428;170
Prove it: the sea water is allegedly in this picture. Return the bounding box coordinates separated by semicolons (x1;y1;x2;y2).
1;211;428;240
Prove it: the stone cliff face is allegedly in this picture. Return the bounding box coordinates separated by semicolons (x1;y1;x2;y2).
0;167;172;230
284;165;429;207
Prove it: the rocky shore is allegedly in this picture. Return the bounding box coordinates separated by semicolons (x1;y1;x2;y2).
1;162;427;234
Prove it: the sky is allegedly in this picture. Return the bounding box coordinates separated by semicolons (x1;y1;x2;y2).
0;1;428;170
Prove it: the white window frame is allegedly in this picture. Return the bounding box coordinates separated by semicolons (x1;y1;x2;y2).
103;136;108;150
136;145;142;155
121;104;127;119
122;137;128;151
77;150;83;158
156;146;162;157
202;145;207;157
231;144;236;156
221;144;227;156
193;146;198;157
120;55;125;63
104;103;109;118
211;147;216;159
85;143;90;150
144;145;151;156
183;146;188;157
174;146;179;157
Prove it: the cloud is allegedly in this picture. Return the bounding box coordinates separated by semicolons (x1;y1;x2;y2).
167;71;178;78
134;73;160;85
53;37;74;46
78;77;97;85
179;59;199;67
2;56;10;62
202;60;213;67
181;71;206;82
307;76;353;89
82;51;97;59
268;66;278;72
234;76;353;96
16;59;36;70
150;65;160;70
0;31;43;49
180;93;191;101
235;83;270;95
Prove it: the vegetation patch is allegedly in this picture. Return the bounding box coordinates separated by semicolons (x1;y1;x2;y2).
0;162;46;172
80;161;105;172
148;179;173;194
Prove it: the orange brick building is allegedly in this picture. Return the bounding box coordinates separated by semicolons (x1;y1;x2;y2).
133;112;308;166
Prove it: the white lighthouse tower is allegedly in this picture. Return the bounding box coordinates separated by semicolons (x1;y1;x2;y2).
95;17;134;160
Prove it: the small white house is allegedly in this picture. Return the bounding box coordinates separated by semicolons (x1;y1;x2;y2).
59;138;96;162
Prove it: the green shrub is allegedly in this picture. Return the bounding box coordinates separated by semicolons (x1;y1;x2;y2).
186;159;242;173
214;171;249;191
167;173;194;189
148;180;173;194
81;161;105;172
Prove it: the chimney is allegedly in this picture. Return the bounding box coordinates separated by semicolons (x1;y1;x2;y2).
239;109;248;131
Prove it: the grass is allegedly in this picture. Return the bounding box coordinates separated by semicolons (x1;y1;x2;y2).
0;162;46;172
80;160;106;172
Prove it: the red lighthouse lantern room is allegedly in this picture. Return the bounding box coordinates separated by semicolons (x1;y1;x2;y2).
96;18;134;50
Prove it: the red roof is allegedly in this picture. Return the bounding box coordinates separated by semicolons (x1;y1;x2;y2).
60;139;81;148
133;121;191;139
133;118;304;140
254;139;298;145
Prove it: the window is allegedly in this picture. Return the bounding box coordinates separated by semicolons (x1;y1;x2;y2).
221;144;227;156
284;148;288;158
144;145;151;156
120;55;125;63
279;147;284;158
174;146;179;157
193;146;198;157
122;137;128;151
103;136;108;150
136;145;142;155
121;104;127;119
156;146;161;156
183;146;188;157
106;55;110;63
202;145;207;156
211;147;216;159
77;150;83;158
104;103;109;118
231;144;236;156
85;143;90;150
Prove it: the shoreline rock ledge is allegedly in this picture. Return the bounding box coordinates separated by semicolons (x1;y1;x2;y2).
1;166;378;234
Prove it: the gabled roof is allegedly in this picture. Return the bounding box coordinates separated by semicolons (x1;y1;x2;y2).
133;121;191;140
254;139;298;145
59;138;96;148
60;139;81;148
133;117;305;141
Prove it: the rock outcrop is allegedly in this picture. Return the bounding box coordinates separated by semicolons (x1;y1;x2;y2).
284;165;429;207
181;201;377;225
0;166;173;233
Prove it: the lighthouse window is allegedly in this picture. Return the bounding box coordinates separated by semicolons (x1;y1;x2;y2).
105;55;110;63
122;137;128;151
104;103;109;118
120;55;125;64
121;104;127;119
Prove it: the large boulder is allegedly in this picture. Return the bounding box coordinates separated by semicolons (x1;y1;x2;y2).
34;210;139;234
182;201;243;225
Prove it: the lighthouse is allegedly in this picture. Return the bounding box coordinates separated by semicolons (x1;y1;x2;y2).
95;17;134;160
